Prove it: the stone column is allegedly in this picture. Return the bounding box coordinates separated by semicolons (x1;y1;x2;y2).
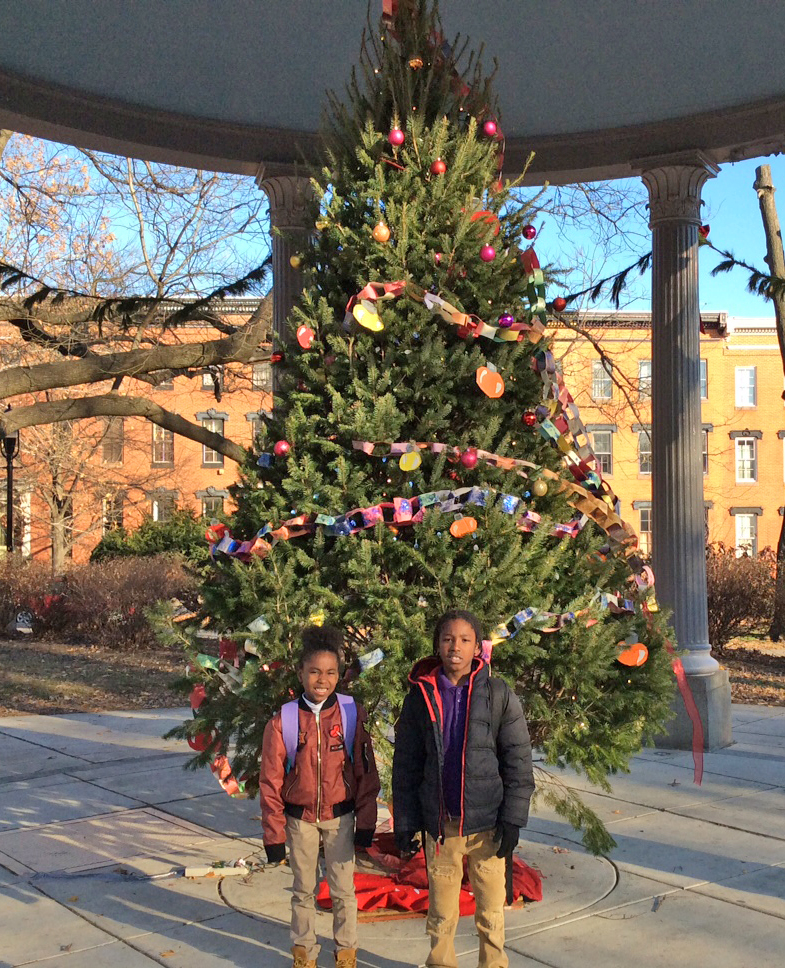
640;152;731;750
257;171;313;394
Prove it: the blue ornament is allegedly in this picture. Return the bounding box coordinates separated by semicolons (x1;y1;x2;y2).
256;453;273;468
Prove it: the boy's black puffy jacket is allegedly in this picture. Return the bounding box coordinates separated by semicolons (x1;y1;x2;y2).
392;656;535;841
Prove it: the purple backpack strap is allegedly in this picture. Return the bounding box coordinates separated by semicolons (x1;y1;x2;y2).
336;694;357;762
281;700;300;774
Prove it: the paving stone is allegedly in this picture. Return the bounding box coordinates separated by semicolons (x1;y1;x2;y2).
0;881;118;965
687;861;785;919
670;786;785;839
0;808;213;874
0;776;141;831
82;760;219;804
158;792;263;839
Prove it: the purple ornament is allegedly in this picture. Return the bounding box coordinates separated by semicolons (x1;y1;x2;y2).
498;313;515;328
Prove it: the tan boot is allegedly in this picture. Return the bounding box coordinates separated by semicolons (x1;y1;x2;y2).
335;949;357;968
292;945;316;968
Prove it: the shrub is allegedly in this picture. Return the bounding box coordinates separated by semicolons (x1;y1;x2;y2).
90;509;211;568
56;554;200;649
705;543;775;654
0;555;54;630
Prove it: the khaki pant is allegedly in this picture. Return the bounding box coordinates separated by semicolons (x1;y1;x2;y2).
425;821;507;968
286;812;357;959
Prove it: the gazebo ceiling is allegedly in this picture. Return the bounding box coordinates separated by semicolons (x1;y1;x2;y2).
1;0;784;183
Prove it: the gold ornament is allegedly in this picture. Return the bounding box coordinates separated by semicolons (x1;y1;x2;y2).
532;479;548;497
372;221;391;243
315;218;329;231
289;254;302;269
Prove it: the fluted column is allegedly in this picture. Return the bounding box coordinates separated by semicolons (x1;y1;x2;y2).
641;153;719;677
257;171;313;394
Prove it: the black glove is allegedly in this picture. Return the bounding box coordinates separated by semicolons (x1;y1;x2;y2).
394;829;420;856
354;828;375;849
265;842;286;864
494;822;519;858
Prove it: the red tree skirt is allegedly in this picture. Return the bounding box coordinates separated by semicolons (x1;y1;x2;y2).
317;832;542;915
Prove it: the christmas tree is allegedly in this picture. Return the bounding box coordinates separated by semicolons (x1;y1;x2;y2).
169;0;675;854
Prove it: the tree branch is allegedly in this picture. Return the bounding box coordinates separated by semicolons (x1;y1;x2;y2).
0;394;250;464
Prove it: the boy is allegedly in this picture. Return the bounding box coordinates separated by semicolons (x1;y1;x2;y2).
260;625;380;968
392;609;534;968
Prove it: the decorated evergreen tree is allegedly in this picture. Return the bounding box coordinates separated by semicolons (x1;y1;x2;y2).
168;0;675;853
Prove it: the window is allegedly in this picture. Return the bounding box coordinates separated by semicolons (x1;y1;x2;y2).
639;507;652;557
202;365;222;392
735;437;757;483
591;430;613;475
202;417;225;466
735;366;756;407
152;424;174;465
638;430;652;475
702;429;709;475
638;360;651;401
252;362;272;392
202;495;224;518
700;359;708;400
102;494;124;534
151;491;176;523
102;417;124;464
591;360;612;400
735;514;758;557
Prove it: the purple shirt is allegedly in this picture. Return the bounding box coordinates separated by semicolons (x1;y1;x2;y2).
437;669;468;818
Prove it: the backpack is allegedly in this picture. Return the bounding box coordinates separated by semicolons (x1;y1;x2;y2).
280;694;357;774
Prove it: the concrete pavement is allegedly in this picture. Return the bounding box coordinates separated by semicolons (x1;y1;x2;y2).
0;703;783;967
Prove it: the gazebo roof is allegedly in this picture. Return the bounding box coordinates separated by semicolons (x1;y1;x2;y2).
1;0;784;183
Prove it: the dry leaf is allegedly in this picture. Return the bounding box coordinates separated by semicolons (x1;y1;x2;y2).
160;952;176;958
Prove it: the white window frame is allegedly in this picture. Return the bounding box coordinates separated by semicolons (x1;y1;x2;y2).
735;513;758;557
702;429;709;476
591;360;612;400
638;360;651;401
700;359;708;401
638;430;652;475
639;507;652;557
152;492;176;523
591;430;613;476
201;495;224;519
252;362;272;392
735;366;757;408
102;494;124;534
201;417;225;466
735;437;757;483
152;424;174;465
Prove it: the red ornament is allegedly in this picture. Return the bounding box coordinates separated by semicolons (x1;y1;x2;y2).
522;410;537;427
448;470;460;481
434;252;443;265
480;245;496;263
483;119;498;138
552;297;568;312
430;158;447;175
460;448;478;469
388;128;405;146
699;224;710;238
296;325;315;349
273;440;290;457
456;325;472;339
270;351;285;364
522;224;537;240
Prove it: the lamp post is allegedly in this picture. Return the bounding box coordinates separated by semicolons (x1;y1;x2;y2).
1;424;19;553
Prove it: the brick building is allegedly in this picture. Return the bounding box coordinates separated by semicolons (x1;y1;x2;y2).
556;310;783;557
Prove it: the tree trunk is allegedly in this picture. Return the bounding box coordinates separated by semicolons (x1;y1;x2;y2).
754;165;785;640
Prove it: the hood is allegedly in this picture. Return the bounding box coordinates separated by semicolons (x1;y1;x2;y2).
408;655;488;687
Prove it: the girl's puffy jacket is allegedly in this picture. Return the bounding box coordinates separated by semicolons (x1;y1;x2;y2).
392;656;534;841
259;693;380;851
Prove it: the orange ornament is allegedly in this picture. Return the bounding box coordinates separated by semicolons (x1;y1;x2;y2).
617;641;649;667
449;516;478;538
476;365;505;398
372;221;391;243
470;210;501;236
296;325;315;349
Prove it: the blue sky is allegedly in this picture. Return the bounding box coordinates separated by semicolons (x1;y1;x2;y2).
533;155;785;319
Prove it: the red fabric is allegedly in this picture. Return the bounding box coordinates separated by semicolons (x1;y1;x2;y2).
317;833;542;914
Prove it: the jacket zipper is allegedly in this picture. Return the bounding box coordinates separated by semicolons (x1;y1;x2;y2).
315;710;322;819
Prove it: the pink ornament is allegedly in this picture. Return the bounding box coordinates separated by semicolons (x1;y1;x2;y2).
483;119;498;138
434;252;443;266
480;245;496;263
388;128;405;146
522;224;537;240
460;448;478;469
273;440;290;457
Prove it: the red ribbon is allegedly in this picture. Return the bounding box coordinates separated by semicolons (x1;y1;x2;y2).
664;641;704;785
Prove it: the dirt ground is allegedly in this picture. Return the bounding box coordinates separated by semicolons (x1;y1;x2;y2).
0;634;783;718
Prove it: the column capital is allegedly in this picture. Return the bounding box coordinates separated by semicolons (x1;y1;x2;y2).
257;173;314;231
638;151;720;226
